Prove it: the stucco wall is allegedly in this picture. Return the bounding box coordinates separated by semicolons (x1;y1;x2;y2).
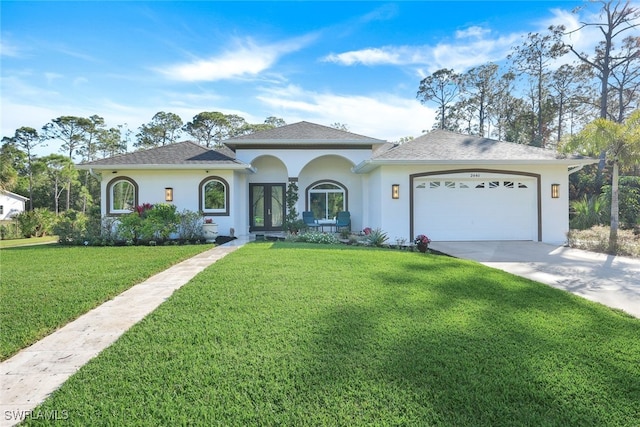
101;169;241;236
364;163;571;244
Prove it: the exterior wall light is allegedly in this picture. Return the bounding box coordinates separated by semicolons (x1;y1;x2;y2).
392;184;400;199
165;187;174;202
551;184;559;199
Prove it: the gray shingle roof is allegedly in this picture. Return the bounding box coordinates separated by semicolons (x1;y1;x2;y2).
224;121;385;146
77;141;247;169
373;129;590;161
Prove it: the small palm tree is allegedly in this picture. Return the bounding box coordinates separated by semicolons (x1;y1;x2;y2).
570;195;606;230
563;110;640;253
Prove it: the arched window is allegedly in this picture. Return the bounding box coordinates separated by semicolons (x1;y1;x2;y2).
307;180;346;220
107;177;138;215
199;177;229;216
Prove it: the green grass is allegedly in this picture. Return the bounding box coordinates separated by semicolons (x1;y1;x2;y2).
0;236;58;248
0;244;210;360
25;243;640;426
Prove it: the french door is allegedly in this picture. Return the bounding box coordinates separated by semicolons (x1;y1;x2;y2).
249;183;285;232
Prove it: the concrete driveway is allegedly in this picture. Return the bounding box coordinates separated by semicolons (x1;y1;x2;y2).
429;241;640;319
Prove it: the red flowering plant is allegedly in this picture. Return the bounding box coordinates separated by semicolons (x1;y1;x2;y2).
414;234;431;253
363;227;372;235
135;203;154;217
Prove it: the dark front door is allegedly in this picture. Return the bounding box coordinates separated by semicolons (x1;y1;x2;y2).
250;183;285;232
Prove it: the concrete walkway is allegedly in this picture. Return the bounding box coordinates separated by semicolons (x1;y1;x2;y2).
430;241;640;318
0;237;249;427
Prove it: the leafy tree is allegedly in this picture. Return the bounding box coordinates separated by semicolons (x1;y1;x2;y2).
225;114;249;138
551;64;581;145
608;35;640;122
43;116;91;160
264;116;286;128
0;142;25;192
552;0;640;121
458;63;500;137
135;111;183;148
97;125;129;158
183;111;229;147
43;116;94;210
37;154;78;215
563;109;640;252
509;31;566;147
416;68;460;130
1;127;46;209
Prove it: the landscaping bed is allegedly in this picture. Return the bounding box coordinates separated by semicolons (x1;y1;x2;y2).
567;226;640;258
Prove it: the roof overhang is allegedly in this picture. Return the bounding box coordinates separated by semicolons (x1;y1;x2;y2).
77;163;255;173
225;139;382;150
352;158;599;174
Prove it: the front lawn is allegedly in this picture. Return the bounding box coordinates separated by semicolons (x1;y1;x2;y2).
0;236;58;248
0;244;210;360
26;242;639;426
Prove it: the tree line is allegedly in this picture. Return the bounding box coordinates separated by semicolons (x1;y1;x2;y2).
0;112;286;214
417;0;639;148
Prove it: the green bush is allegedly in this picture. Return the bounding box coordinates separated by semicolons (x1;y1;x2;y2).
177;210;203;241
366;228;389;247
116;211;143;242
140;203;178;241
14;208;56;237
570;195;606;230
53;210;88;245
296;231;340;244
0;221;21;240
116;204;182;244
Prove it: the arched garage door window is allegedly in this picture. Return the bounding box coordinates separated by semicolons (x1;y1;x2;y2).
107;177;138;215
307;181;346;220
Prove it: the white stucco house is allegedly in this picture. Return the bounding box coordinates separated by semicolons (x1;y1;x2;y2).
77;121;597;244
0;190;28;221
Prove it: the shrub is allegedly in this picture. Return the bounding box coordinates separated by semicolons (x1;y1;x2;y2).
141;203;178;241
15;208;56;237
177;210;203;241
0;221;21;240
296;231;340;244
116;212;143;242
366;228;388;247
570;195;606;230
54;210;88;245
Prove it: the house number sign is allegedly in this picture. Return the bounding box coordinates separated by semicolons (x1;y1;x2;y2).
470;173;481;178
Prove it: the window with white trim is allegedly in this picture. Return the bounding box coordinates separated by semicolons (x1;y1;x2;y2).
107;177;137;214
199;177;229;215
308;181;345;220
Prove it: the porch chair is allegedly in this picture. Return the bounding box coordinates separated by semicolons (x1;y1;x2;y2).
335;211;351;232
302;211;319;230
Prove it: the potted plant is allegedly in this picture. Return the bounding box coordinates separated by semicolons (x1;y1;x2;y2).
202;217;218;242
414;234;431;253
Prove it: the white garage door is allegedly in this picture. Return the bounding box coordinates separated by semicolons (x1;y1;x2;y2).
413;176;537;241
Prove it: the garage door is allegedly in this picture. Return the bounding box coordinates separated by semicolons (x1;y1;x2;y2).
413;176;537;241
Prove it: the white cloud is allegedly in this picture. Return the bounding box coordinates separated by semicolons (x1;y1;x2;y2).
322;24;519;73
456;26;491;39
160;35;316;82
323;48;403;66
257;85;435;141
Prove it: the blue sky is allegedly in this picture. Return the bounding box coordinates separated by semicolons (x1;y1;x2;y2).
1;1;622;151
